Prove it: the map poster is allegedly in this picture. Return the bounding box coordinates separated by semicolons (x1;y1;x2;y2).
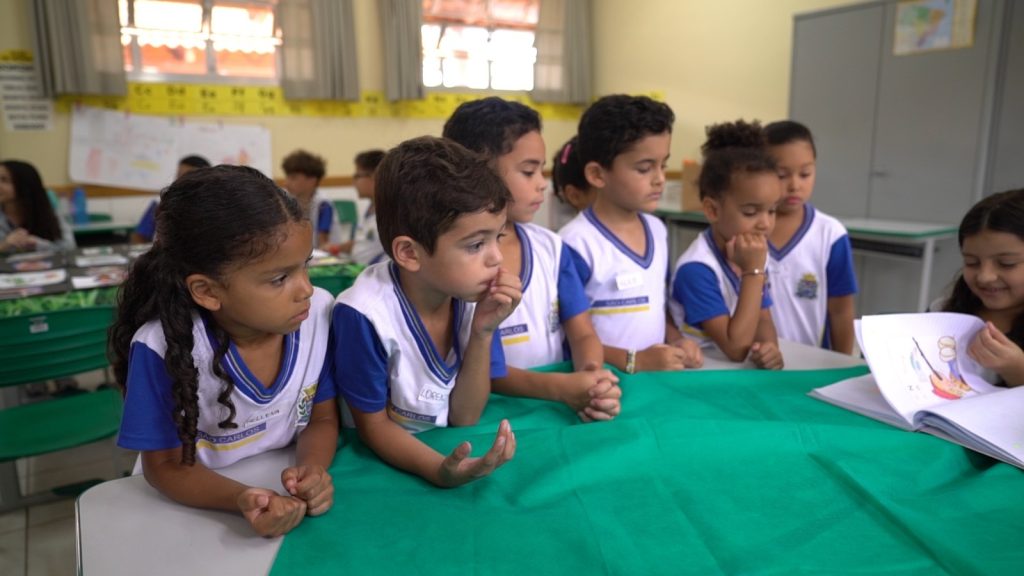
894;0;977;56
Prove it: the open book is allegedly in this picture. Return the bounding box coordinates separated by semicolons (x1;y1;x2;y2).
810;312;1024;469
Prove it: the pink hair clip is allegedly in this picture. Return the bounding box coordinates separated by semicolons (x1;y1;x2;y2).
560;142;573;165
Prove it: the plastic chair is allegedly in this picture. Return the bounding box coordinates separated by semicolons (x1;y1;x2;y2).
0;307;123;513
333;200;359;241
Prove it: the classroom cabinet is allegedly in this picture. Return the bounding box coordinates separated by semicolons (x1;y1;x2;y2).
789;0;1023;314
791;0;1020;223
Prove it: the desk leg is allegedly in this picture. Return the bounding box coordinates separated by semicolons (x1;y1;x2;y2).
917;237;936;312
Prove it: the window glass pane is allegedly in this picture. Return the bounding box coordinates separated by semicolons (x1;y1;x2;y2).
490;59;533;91
423;57;442;87
132;0;204;32
488;0;539;27
139;43;207;75
489;29;535;59
118;0;130;26
438;26;489;58
214;39;276;78
442;57;488;89
420;0;538;91
121;34;135;72
211;3;275;37
422;0;487;25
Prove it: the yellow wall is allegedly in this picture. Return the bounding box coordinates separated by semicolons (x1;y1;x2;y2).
0;0;864;186
593;0;865;164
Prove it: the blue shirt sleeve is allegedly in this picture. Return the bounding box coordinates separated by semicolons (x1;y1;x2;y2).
490;332;507;378
317;201;334;234
331;303;389;413
556;243;590;322
673;263;730;327
826;234;858;298
134;200;158;241
565;244;592;286
313;328;338;404
117;342;182;451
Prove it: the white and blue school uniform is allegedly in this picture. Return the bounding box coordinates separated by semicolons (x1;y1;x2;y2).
349;207;386;265
766;204;858;349
117;288;336;470
311;192;343;248
498;222;590;369
669;229;773;347
559;207;669;350
332;261;507;433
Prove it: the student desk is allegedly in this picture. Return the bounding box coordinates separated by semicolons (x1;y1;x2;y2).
70;220;138;246
78;342;1022;575
0;260;363;318
655;210;959;313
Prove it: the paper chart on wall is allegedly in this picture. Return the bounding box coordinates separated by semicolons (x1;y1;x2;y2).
69;105;272;192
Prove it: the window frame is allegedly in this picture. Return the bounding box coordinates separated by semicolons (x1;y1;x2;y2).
120;0;282;86
421;0;539;93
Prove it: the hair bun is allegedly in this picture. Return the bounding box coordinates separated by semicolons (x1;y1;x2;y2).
701;120;765;155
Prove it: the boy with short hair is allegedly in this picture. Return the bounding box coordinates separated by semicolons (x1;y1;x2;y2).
443;97;621;422
560;95;703;374
331;136;521;487
282;149;339;248
336;149;386;264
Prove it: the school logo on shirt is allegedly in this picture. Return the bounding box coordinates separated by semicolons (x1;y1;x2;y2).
296;383;317;425
500;323;530;345
795;273;819;300
548;300;560;334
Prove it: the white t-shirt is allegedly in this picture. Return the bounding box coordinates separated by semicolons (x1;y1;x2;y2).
559;207;669;350
766;204;858;349
498;222;589;369
117;288;336;469
332;262;507;433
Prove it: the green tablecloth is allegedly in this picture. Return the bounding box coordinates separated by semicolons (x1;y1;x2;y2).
0;264;364;318
271;366;1024;575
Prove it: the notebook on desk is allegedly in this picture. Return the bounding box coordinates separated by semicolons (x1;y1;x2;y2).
810;313;1024;469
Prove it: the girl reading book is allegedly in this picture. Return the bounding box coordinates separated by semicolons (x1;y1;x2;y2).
942;189;1024;387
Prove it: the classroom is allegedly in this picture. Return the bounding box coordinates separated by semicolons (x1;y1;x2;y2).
1;0;1023;574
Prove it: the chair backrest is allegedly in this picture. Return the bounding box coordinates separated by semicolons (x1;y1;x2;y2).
333;200;359;241
0;307;115;388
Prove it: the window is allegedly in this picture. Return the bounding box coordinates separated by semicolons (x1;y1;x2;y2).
421;0;539;91
119;0;281;83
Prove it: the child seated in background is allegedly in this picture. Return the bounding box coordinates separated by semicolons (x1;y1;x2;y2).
112;166;338;537
282;149;341;249
444;97;620;423
334;149;386;264
560;95;703;374
942;188;1024;387
131;155;211;245
1;160;76;252
550;136;597;229
669;120;784;369
331;136;521;487
764;121;857;353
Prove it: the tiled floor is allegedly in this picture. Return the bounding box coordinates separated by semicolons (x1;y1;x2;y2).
0;372;135;576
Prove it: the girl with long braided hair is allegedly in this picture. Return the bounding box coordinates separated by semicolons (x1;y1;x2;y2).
110;165;339;537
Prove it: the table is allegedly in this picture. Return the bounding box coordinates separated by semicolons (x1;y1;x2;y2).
70;220;138;246
77;343;1024;575
0;259;363;318
655;210;959;312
